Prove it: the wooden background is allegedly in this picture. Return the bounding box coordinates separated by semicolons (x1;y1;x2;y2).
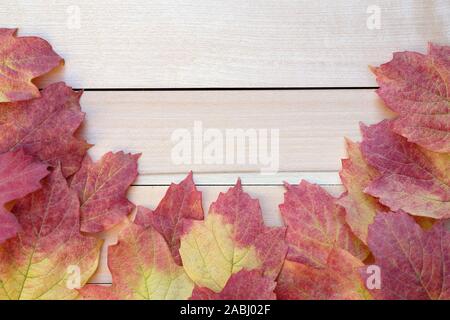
2;0;449;285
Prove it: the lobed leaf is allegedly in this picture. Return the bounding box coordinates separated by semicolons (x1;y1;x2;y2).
137;172;204;265
70;152;140;233
279;180;368;269
276;248;371;300
180;180;287;292
372;43;450;153
0;167;102;300
0;82;90;177
337;139;385;244
80;208;194;300
360;120;450;219
365;211;450;299
0;28;63;102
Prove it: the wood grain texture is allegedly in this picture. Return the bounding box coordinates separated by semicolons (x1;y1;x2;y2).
80;89;394;185
2;0;448;88
89;184;344;284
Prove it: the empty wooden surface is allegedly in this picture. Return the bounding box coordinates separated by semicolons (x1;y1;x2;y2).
3;1;448;285
2;0;449;87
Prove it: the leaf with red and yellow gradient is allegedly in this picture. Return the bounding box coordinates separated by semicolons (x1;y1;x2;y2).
190;270;276;300
360;120;450;219
0;28;63;103
0;82;90;177
0;167;102;300
280;180;368;269
337;139;385;244
137;172;204;265
276;248;371;300
0;149;48;243
70;152;140;233
180;181;287;292
365;211;450;299
80;209;194;300
372;43;450;153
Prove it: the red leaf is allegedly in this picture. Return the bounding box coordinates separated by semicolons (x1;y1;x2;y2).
360;120;450;219
366;211;450;299
276;248;370;300
0;82;90;177
80;208;194;300
70;152;140;233
337;138;385;244
372;43;450;153
190;270;276;300
0;166;102;299
137;172;204;265
0;28;63;102
0;149;48;243
280;180;368;268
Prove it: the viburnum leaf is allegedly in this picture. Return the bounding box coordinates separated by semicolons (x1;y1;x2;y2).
0;149;48;243
190;270;276;300
372;43;450;153
179;180;287;292
337;139;385;244
70;152;140;233
361;120;450;219
0;166;102;300
365;211;450;299
80;209;194;300
279;180;368;268
0;82;90;177
136;172;204;265
0;28;63;103
276;248;371;300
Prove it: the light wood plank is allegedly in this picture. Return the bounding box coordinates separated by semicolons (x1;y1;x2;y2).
89;184;344;284
80;89;394;184
2;0;448;88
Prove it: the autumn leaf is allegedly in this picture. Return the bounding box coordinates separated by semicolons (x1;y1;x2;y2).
372;43;450;153
0;166;102;300
365;211;450;299
190;270;276;300
0;149;48;243
0;28;63;103
180;180;287;293
337;138;385;244
360;120;450;219
0;82;90;177
80;208;194;300
70;152;140;233
137;172;204;265
276;248;371;300
279;180;368;269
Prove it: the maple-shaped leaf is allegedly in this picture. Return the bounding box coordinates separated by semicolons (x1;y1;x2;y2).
276;248;371;300
372;43;450;153
360;120;450;219
0;28;63;103
280;180;368;269
190;270;276;300
0;149;48;243
70;152;140;233
0;82;90;177
80;209;194;300
365;211;450;299
337;139;385;244
137;172;204;265
179;181;287;293
0;167;102;300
